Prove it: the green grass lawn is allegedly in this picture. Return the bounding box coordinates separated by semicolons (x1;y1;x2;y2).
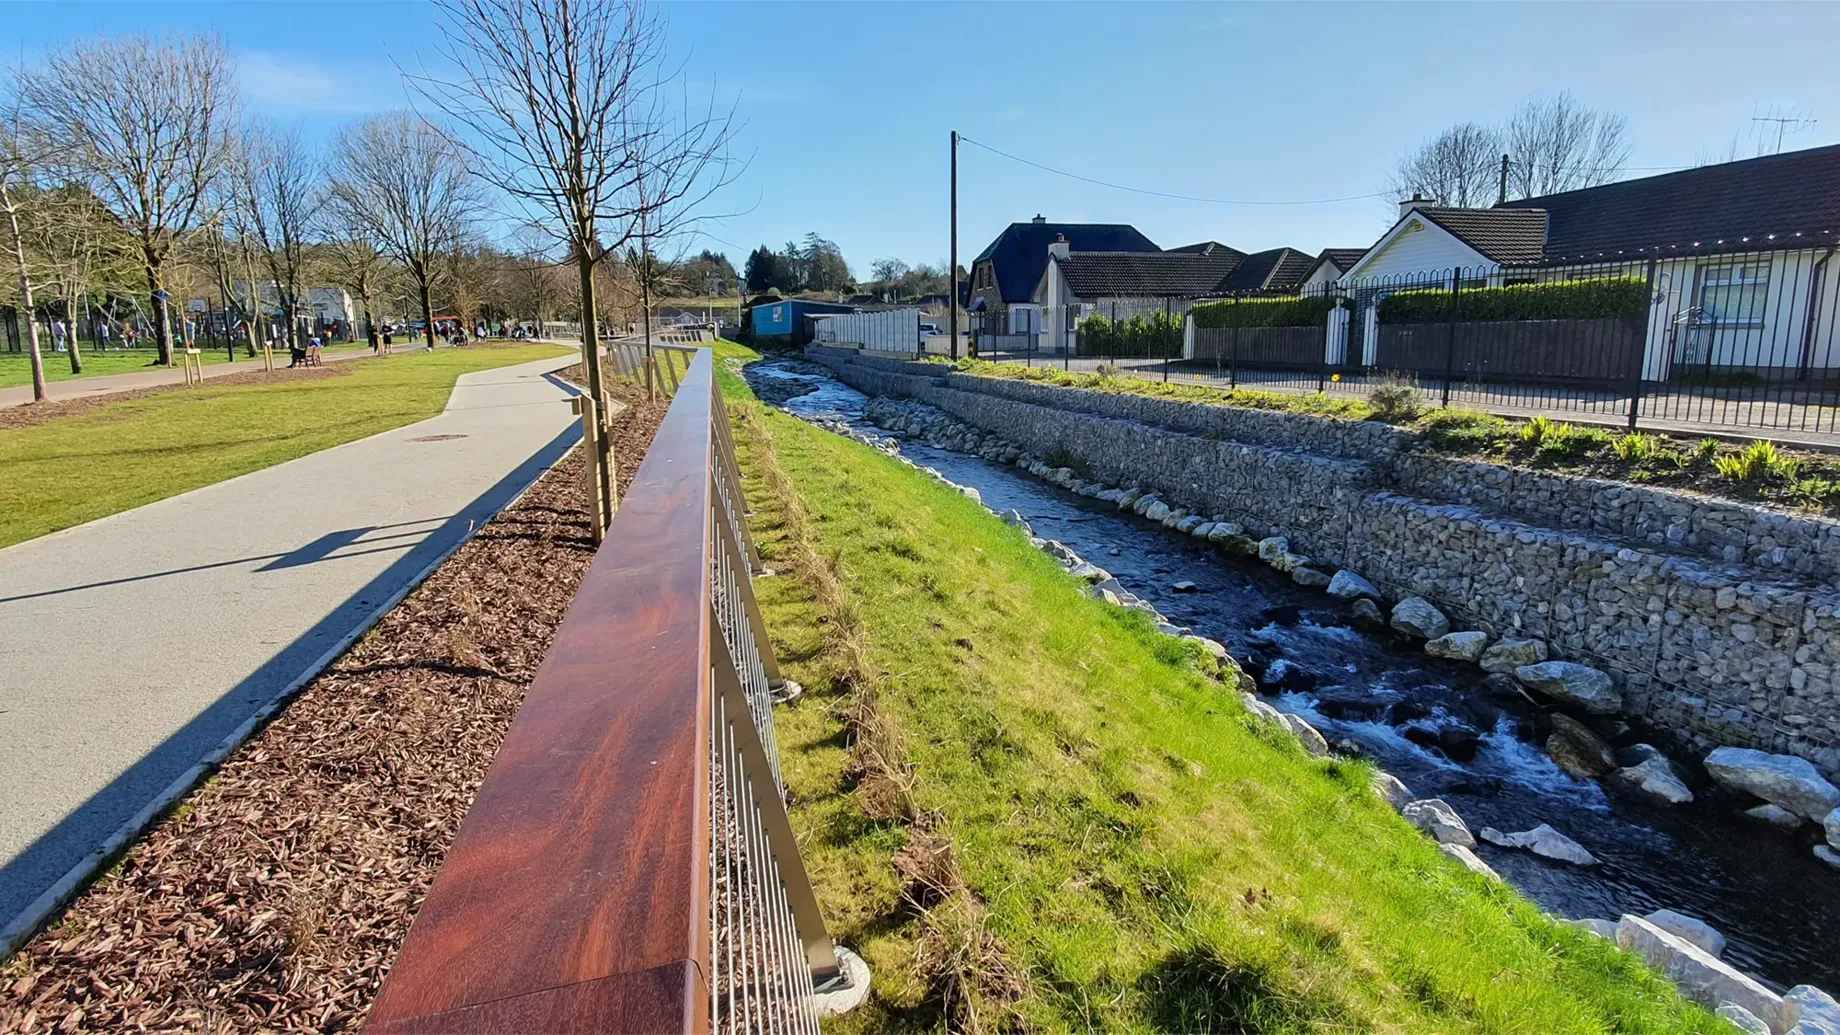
0;342;380;389
713;341;1726;1034
0;343;572;548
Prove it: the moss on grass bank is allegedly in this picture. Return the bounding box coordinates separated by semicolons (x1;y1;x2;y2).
715;342;1726;1034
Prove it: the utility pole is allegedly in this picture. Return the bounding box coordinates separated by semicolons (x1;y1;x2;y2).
950;129;959;362
1497;153;1510;205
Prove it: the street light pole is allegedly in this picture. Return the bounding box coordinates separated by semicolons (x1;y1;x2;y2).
950;129;959;362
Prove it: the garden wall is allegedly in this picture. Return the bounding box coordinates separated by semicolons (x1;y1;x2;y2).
804;346;1840;776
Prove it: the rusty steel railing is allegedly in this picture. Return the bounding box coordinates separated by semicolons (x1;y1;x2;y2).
366;347;843;1034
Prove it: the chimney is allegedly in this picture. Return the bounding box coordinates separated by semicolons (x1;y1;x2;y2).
1031;214;1046;224
1048;233;1070;261
1398;192;1433;219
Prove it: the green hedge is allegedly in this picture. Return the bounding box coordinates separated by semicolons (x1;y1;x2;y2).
1191;294;1340;329
1075;311;1182;358
1378;277;1648;324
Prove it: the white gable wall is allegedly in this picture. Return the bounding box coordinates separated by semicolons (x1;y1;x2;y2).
1344;216;1497;283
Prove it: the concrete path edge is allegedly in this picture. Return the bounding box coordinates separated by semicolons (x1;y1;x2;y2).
0;422;588;962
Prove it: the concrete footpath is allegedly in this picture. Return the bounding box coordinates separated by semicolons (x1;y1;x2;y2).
0;351;585;947
0;347;378;409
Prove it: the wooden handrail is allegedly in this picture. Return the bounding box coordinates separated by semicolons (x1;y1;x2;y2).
366;353;723;1033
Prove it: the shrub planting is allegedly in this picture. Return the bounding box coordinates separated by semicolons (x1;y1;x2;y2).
1378;277;1648;324
1191;294;1341;329
1075;311;1183;358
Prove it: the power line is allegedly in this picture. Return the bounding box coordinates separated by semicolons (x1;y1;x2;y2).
956;135;1389;207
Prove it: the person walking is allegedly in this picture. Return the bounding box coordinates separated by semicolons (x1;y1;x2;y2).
96;320;110;351
50;319;67;353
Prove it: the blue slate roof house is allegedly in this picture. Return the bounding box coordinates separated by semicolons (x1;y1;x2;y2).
967;216;1160;320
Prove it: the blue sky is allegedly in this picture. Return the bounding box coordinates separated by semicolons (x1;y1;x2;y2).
14;1;1840;278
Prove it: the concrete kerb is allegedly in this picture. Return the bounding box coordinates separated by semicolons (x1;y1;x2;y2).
0;407;595;964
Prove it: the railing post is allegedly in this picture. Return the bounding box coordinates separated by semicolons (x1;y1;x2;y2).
1230;294;1240;389
1442;269;1461;409
1628;255;1657;431
709;608;842;987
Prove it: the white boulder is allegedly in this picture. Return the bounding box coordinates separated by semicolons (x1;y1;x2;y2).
1175;515;1207;534
1514;661;1623;715
1563;917;1619;940
1241;693;1285;726
1425;630;1490;662
1703;747;1840;820
1825;807;1840;851
1349;598;1385;627
1390;597;1451;639
1616;915;1789;1032
1478;637;1548;674
1743;803;1806;831
1371;770;1411;809
1787;985;1840;1035
1206;521;1244;541
1644;909;1726;958
1256;536;1289;563
1279;712;1331;757
1401;798;1475;847
1817;845;1840;870
1068;562;1112;583
1717;1002;1771;1035
1607;758;1695;805
1143;500;1172;523
1291;567;1333;589
1479;824;1598;865
1326;570;1380;602
1440;843;1500;880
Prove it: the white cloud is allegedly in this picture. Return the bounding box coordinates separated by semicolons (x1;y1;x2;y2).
236;49;396;116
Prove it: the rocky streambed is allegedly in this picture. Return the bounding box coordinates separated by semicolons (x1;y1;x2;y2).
744;356;1840;1029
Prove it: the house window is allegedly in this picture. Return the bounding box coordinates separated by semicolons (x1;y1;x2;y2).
1697;262;1770;327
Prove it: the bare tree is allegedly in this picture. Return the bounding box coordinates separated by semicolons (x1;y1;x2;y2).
326;112;478;350
323;231;391;348
1504;92;1629;199
411;0;739;507
1389;121;1502;210
22;33;236;366
236;123;324;350
0;79;59;400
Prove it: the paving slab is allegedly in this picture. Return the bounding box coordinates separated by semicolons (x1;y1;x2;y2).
0;352;585;943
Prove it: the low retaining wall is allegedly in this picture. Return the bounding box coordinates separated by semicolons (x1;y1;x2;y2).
805;347;1840;776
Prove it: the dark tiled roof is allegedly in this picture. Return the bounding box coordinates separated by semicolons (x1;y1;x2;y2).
973;222;1160;303
1058;250;1243;298
1166;241;1241;255
1220;247;1316;293
1496;143;1840;259
1413;207;1550;264
1319;247;1368;272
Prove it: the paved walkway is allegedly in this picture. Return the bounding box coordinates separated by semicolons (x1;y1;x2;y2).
0;352;585;947
0;347;379;408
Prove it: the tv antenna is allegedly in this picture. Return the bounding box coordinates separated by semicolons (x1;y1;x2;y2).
1752;104;1817;155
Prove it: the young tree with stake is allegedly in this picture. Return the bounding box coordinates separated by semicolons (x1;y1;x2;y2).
411;0;737;519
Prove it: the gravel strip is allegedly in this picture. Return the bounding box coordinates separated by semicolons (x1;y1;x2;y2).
0;376;668;1033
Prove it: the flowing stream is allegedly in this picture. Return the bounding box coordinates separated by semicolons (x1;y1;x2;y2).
745;357;1840;992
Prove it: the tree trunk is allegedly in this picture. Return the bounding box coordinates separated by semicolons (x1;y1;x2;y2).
2;187;47;402
417;278;436;350
145;260;174;366
64;295;83;374
574;242;614;529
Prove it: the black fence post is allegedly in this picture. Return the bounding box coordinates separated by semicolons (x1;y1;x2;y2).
1317;292;1329;394
1063;304;1070;371
1441;269;1460;409
1162;296;1171;383
1108;300;1116;366
1230;294;1240;390
1627;256;1656;431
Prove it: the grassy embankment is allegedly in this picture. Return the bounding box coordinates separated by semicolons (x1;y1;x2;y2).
712;342;1724;1034
0;343;377;389
955;358;1840;517
0;343;571;549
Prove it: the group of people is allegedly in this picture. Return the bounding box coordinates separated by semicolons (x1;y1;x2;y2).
42;318;141;352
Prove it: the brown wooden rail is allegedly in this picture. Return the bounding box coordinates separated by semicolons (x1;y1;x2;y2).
365;350;726;1033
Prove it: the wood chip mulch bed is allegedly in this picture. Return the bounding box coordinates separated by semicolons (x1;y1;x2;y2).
0;374;669;1033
